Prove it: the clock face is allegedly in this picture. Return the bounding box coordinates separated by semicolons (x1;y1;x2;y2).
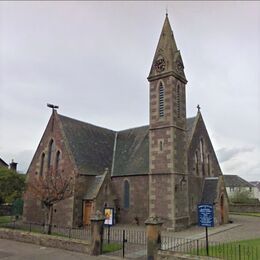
154;56;166;72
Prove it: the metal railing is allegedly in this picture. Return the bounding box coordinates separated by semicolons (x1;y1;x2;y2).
103;226;146;245
160;236;260;260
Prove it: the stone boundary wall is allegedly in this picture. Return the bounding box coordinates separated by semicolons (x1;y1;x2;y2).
0;228;90;254
158;250;221;260
0;205;12;216
229;203;260;213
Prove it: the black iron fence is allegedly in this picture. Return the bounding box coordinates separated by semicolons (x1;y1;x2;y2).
1;221;91;241
103;226;146;245
102;226;146;258
160;236;260;260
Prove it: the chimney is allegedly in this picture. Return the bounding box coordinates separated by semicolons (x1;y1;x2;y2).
10;159;18;172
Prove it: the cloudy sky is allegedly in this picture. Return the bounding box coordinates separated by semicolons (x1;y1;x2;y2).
0;1;259;181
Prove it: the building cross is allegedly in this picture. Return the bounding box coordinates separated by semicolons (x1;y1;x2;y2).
197;104;201;112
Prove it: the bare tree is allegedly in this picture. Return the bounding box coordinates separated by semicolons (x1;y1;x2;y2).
26;169;73;234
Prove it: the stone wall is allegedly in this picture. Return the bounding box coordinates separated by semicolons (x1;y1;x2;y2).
0;204;12;216
229;203;260;213
0;228;90;254
23;111;76;227
111;175;149;225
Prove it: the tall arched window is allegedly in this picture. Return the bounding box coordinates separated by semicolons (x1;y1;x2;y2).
207;154;210;176
176;85;180;118
40;153;45;176
199;139;204;163
55;150;61;172
195;151;199;176
200;139;205;176
159;82;164;117
124;180;130;209
47;139;54;169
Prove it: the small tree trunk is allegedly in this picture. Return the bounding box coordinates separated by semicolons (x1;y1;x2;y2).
47;205;53;235
44;205;53;235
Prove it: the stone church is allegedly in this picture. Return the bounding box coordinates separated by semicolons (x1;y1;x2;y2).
23;15;229;231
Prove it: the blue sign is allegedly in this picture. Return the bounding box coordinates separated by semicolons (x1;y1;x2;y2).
198;204;214;227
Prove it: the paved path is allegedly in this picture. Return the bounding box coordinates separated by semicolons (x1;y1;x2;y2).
209;214;260;243
0;238;108;260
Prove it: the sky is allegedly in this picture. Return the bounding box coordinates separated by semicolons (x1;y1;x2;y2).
0;1;259;181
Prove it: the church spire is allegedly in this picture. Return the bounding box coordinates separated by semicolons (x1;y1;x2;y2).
148;15;187;83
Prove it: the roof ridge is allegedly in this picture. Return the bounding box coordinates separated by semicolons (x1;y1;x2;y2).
58;114;115;133
117;124;149;133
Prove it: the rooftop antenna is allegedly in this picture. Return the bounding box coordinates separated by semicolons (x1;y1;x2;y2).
47;103;59;113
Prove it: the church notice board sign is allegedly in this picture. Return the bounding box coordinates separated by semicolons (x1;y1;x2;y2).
198;204;214;227
104;208;114;226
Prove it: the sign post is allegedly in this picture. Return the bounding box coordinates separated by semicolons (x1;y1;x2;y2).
198;204;214;256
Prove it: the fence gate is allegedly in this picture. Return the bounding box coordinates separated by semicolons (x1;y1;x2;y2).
102;226;147;259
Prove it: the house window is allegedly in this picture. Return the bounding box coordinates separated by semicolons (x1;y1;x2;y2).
40;153;45;176
159;82;164;117
176;85;180;118
124;180;130;209
55;150;61;172
47;139;54;169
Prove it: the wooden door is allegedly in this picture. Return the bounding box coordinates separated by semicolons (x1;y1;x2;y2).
83;201;92;226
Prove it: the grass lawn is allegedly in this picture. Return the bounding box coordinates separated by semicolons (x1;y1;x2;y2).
195;238;260;260
0;216;12;225
102;242;122;253
230;212;260;217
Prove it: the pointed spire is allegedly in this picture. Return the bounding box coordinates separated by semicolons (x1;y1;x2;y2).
148;15;187;83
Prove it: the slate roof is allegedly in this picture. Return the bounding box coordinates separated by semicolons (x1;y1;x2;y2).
58;114;197;177
83;174;106;200
223;175;254;188
201;177;219;204
186;117;196;141
0;158;8;167
59;115;115;175
112;125;149;176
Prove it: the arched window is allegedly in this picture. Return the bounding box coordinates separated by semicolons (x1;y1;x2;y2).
195;151;199;175
176;85;180;118
207;154;210;176
200;139;205;176
55;150;61;172
159;140;163;151
159;82;164;117
40;153;45;176
199;139;204;163
47;139;54;169
124;180;130;209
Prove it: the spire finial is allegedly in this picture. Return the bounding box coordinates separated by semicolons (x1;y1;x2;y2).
197;104;201;112
166;6;168;17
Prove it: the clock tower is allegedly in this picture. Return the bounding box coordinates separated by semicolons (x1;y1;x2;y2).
148;15;189;230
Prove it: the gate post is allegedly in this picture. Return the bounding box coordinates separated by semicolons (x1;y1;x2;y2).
90;210;105;256
145;215;163;260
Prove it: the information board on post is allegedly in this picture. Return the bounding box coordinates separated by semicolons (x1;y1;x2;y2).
104;207;114;226
198;204;214;227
